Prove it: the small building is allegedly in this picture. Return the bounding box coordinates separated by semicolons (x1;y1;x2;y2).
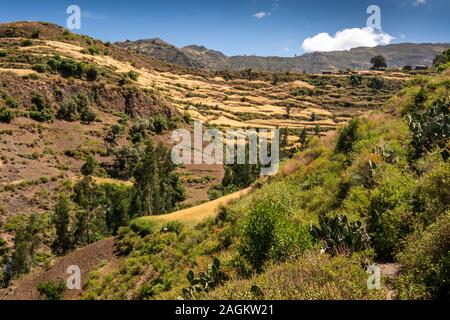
415;65;428;70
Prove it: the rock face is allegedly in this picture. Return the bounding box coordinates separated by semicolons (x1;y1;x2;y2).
118;39;450;73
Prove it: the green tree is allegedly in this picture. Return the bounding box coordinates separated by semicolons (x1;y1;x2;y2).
131;142;160;216
52;194;72;255
371;55;387;70
298;127;308;148
81;155;98;176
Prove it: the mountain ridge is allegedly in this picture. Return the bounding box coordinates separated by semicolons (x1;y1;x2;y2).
116;39;450;73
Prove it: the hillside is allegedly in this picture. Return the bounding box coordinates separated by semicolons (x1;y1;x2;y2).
118;38;450;72
115;38;203;69
0;21;448;301
0;22;407;217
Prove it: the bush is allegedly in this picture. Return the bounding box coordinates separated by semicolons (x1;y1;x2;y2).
367;167;417;259
85;65;99;81
32;64;48;73
416;162;450;224
20;39;33;47
335;119;359;155
0;108;15;123
30;94;54;123
349;74;363;86
160;221;184;236
153;115;168;134
130;219;155;237
239;192;314;272
368;78;384;90
37;280;66;300
0;51;7;57
396;214;450;299
59;94;96;123
30;29;41;39
88;45;100;55
127;71;139;81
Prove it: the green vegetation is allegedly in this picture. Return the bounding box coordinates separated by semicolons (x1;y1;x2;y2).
58;94;96;123
371;55;387;70
37;280;66;300
29;93;54;122
127;70;139;81
46;55;100;81
82;65;449;300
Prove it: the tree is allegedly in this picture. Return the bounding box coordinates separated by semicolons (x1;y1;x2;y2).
131;142;160;216
371;55;387;70
81;155;97;176
52;194;72;255
8;215;40;281
280;127;289;159
102;184;131;234
131;141;185;216
298;127;308;148
72;176;105;245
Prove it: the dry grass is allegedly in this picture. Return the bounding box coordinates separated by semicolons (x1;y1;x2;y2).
137;187;252;227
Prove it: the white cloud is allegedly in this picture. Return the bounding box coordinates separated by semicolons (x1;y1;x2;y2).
253;12;271;19
413;0;427;6
301;27;394;53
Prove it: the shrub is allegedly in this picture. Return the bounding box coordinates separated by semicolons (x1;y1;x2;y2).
57;58;85;78
160;221;184;236
130;219;155;237
335;119;359;155
416;162;450;224
368;78;384;90
32;64;48;73
349;74;363;86
0;108;15;123
239;192;314;272
59;94;96;123
30;94;54;123
81;155;98;176
87;45;100;55
58;99;79;121
20;39;33;47
396;214;450;299
0;51;7;57
153;115;168;134
30;29;41;39
85;65;99;81
367;167;417;259
127;70;139;81
37;280;66;300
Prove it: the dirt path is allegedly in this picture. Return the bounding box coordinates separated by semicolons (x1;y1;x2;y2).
0;238;118;300
137;187;253;227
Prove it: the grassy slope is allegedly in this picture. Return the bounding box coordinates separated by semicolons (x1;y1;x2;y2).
82;68;449;300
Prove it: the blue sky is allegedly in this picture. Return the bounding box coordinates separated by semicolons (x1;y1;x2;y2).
1;0;449;56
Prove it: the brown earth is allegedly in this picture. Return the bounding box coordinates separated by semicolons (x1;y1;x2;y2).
0;237;118;300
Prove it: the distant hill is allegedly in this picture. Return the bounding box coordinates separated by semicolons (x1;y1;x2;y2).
117;39;450;73
115;38;203;69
